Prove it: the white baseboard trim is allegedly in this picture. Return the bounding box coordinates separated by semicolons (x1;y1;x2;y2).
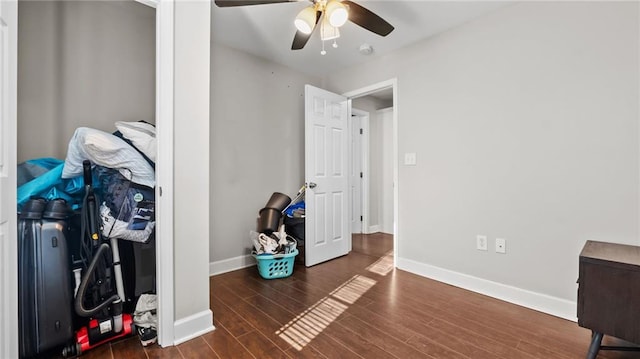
367;225;381;234
210;254;256;276
173;310;215;346
397;257;577;322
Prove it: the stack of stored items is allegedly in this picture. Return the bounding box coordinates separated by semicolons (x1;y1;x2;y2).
17;121;159;358
251;190;303;279
61;124;157;354
251;225;298;280
251;225;297;255
283;187;305;264
256;192;291;235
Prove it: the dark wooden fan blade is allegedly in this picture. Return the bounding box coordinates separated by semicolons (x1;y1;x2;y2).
291;11;321;50
342;1;394;37
291;31;312;50
215;0;293;7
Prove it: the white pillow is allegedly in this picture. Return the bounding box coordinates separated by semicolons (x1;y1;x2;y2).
115;121;156;162
62;127;155;188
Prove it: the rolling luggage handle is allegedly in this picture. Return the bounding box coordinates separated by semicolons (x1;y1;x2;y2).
82;160;100;245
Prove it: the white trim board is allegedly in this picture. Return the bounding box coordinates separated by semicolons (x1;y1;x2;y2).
210;254;256;276
1;1;18;356
173;310;215;346
155;0;175;347
367;225;381;234
397;257;577;322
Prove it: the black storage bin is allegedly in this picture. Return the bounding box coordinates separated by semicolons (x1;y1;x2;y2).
283;216;304;241
284;216;305;264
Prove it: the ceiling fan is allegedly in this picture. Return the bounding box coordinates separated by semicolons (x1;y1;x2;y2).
214;0;394;53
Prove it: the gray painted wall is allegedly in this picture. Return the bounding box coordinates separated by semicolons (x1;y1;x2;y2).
174;0;212;323
17;0;155;162
324;1;639;302
210;42;321;263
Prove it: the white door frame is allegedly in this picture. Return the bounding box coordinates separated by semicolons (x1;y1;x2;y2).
1;1;18;357
350;108;369;235
149;0;176;347
343;78;398;267
135;0;176;346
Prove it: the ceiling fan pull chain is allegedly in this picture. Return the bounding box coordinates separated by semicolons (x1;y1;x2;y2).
320;18;327;55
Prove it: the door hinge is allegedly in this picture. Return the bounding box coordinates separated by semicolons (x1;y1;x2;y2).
359;128;363;135
360;172;363;178
360;216;363;221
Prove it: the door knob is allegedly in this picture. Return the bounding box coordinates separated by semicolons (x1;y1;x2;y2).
307;182;317;189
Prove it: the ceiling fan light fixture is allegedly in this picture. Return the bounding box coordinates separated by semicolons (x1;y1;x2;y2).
294;7;317;34
320;15;340;41
326;1;348;27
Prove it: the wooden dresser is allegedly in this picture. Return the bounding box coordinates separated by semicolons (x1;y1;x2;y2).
577;240;640;359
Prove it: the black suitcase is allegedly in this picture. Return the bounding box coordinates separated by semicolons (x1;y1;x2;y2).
18;198;74;358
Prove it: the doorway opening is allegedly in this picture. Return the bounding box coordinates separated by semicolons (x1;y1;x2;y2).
344;79;398;268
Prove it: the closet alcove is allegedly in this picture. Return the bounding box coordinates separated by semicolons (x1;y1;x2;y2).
17;0;158;350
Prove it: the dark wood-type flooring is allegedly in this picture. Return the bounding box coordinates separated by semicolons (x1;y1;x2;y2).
72;233;640;358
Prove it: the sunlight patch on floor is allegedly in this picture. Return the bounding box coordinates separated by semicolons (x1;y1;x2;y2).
276;274;377;351
276;297;348;350
366;250;394;276
329;274;377;304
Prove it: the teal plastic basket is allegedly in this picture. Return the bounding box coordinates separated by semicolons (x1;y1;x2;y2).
254;249;298;279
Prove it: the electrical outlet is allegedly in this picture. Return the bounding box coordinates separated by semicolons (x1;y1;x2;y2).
476;235;487;251
404;153;417;166
496;238;506;254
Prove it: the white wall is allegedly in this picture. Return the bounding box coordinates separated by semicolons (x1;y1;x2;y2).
173;0;213;335
209;42;321;269
17;1;155;162
324;1;639;315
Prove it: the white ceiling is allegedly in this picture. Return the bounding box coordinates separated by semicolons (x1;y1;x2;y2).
211;1;513;77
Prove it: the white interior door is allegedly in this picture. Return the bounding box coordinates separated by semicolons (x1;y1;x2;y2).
0;0;18;357
304;84;350;267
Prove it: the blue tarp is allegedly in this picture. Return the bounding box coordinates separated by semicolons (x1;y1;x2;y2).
17;158;92;211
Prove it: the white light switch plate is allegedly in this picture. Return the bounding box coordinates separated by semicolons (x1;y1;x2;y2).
404;152;417;166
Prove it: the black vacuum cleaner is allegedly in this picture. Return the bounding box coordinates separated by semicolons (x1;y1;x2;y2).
62;160;133;357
